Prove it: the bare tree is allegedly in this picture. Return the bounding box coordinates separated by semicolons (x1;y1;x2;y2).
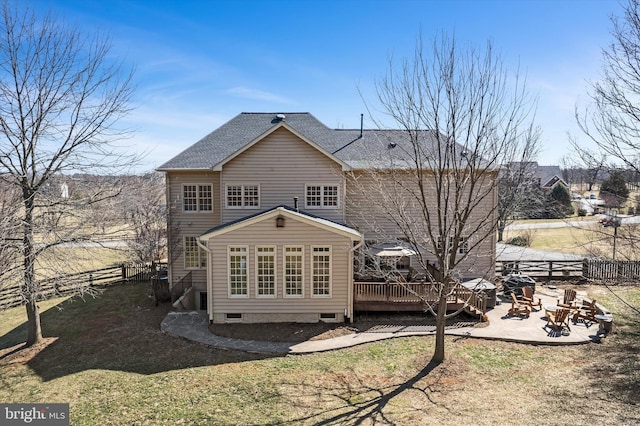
0;3;135;347
497;159;541;242
349;34;539;364
571;0;640;268
0;182;21;284
576;0;640;174
121;172;167;265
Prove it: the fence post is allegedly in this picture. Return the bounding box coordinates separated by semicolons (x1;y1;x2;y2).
121;264;127;280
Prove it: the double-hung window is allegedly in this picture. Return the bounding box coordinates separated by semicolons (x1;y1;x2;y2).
228;246;248;297
305;185;339;208
311;246;331;297
256;247;276;297
226;184;260;208
184;236;207;269
436;236;469;255
183;184;212;212
284;246;304;297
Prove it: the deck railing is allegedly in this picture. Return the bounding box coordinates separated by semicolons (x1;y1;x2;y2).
354;280;487;315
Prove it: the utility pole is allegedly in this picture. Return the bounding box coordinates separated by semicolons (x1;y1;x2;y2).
612;213;621;261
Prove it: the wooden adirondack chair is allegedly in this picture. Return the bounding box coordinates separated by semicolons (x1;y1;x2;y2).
572;299;598;325
520;286;542;311
546;307;571;332
507;293;530;318
557;289;577;308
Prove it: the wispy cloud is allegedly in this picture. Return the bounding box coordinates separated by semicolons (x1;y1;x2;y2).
227;87;294;104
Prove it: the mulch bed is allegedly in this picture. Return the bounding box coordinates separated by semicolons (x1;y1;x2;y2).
209;312;480;343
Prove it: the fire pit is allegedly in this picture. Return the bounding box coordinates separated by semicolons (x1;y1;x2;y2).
501;274;536;296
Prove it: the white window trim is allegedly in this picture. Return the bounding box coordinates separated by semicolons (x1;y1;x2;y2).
311;246;332;298
184;236;207;270
436;236;470;255
255;246;277;299
228;245;249;298
304;184;340;209
283;245;304;298
182;183;214;213
225;184;261;209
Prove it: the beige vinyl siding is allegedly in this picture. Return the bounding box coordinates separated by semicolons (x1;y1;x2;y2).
205;215;354;322
166;171;221;291
346;169;497;279
221;127;345;223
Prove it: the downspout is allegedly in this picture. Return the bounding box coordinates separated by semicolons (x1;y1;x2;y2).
197;239;213;323
165;174;173;289
347;237;364;323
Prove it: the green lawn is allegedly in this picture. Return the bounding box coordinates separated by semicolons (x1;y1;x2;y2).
1;282;639;425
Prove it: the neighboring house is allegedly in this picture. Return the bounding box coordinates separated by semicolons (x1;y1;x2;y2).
157;113;497;324
536;165;568;190
509;162;568;190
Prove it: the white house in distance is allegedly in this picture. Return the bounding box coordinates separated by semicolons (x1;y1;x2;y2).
157;113;498;324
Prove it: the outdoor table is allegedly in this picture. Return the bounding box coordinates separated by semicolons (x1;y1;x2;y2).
544;305;558;319
595;314;613;335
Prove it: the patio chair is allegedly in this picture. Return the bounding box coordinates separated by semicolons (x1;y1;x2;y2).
507;293;530;318
545;307;571;332
557;289;577;309
520;286;542;311
572;299;598;326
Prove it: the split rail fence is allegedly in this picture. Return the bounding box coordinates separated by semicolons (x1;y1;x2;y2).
0;263;164;309
497;259;640;283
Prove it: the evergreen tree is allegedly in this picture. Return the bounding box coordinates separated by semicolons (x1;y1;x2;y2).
600;171;629;207
547;184;574;218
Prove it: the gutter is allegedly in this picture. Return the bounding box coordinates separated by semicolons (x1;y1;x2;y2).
347;237;364;323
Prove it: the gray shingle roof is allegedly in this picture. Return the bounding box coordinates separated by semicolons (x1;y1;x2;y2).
157;112;348;170
537;165;566;187
157;112;470;171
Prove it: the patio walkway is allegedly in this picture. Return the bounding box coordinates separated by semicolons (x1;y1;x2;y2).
161;286;607;355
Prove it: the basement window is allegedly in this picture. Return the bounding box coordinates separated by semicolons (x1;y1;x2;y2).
320;313;336;320
225;313;242;321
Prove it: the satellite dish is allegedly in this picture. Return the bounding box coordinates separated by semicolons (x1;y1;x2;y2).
276;113;286;120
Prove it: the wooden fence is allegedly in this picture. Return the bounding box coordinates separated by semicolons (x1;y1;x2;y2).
582;259;640;282
497;258;640;283
496;259;585;279
0;263;164;310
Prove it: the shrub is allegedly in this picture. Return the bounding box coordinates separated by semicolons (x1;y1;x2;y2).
507;235;530;247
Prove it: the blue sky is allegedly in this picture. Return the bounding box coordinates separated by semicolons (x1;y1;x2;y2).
31;0;624;171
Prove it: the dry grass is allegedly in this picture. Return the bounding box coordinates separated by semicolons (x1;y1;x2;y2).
1;282;639;425
504;218;638;259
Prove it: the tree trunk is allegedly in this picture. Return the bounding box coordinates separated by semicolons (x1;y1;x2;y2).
431;294;448;364
23;191;43;347
497;227;504;242
25;296;42;346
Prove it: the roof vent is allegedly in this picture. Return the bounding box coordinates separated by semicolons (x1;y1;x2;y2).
388;142;397;149
275;113;286;120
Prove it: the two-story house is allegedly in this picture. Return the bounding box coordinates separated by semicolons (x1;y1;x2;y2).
158;113;497;324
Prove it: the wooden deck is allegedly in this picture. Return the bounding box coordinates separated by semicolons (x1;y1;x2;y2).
353;281;488;318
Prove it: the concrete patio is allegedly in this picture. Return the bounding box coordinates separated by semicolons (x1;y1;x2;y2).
161;285;610;355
